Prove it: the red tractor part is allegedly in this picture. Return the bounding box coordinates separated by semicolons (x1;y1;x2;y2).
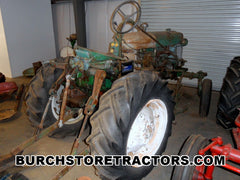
233;114;240;149
172;114;240;180
194;136;240;180
194;114;240;180
0;82;18;96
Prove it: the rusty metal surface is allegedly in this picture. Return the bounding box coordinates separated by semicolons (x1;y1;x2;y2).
71;70;106;155
183;71;207;80
66;88;88;108
0;109;16;120
0;84;24;121
52;70;106;180
57;74;72;128
123;31;156;50
84;70;106;115
50;69;66;95
34;96;53;135
32;61;42;74
51;149;89;180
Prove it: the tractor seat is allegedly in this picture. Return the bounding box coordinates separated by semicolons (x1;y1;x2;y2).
122;31;156;50
122;30;185;50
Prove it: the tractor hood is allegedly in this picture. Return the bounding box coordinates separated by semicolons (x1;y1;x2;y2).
122;29;188;50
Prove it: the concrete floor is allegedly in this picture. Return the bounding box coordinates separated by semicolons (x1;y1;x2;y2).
0;77;239;180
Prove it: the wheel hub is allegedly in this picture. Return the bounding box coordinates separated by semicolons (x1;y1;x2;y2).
126;99;168;162
51;85;83;125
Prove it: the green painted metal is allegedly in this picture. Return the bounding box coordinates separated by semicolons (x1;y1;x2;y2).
22;67;34;77
76;71;113;95
75;46;122;61
151;30;187;47
109;40;121;56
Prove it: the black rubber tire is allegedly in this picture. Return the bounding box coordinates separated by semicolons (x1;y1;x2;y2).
25;64;82;138
171;134;209;180
0;72;5;83
216;57;240;129
87;71;175;180
199;79;212;117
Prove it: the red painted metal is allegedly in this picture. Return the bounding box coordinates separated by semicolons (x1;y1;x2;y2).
222;164;240;174
235;114;240;127
198;137;222;155
204;165;214;180
193;165;206;180
233;114;240;150
0;82;18;95
211;144;240;163
193;114;240;180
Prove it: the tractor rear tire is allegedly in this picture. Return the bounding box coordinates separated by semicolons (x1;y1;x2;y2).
25;64;82;138
216;57;240;129
87;71;175;180
199;79;212;117
171;134;209;180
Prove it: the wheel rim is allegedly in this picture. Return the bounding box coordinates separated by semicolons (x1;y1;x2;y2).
51;85;82;125
126;99;168;163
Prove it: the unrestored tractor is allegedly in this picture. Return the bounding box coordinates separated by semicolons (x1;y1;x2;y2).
0;1;212;179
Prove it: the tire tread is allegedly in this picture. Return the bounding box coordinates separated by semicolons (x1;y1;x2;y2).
216;57;240;129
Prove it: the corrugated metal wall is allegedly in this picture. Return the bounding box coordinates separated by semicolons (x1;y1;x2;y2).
141;0;240;90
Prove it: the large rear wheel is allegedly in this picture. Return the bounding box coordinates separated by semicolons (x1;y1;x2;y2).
216;57;240;129
25;63;83;138
87;71;175;180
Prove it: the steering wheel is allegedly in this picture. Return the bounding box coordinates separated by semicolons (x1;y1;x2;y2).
111;1;141;34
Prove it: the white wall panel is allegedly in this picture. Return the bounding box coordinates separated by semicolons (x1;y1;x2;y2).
141;0;240;90
52;3;76;56
52;0;125;55
0;0;56;77
0;8;11;77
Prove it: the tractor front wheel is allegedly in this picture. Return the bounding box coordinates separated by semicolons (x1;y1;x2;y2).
199;79;212;117
171;134;209;180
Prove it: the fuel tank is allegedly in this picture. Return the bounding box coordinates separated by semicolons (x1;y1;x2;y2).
122;29;188;50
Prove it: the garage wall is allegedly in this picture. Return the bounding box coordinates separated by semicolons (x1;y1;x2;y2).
85;0;125;52
0;8;11;77
52;0;125;56
0;0;56;77
140;0;240;90
52;2;76;56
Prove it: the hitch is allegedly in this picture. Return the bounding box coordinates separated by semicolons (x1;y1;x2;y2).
52;69;106;180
